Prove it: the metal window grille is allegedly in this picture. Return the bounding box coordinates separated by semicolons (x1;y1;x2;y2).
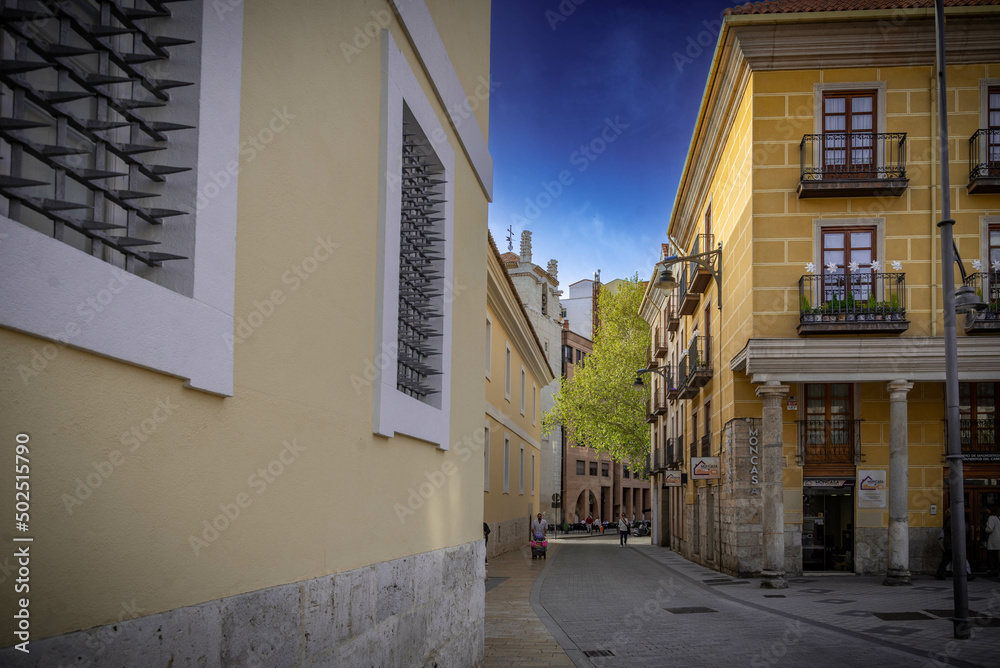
396;105;445;402
1;0;195;270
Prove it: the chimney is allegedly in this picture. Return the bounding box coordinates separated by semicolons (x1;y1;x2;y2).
547;259;558;281
520;230;532;264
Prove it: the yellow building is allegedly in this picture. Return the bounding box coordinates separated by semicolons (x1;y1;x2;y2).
641;0;1000;584
485;235;554;558
0;0;492;664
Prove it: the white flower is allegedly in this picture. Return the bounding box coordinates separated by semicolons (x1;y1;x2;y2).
848;261;859;273
870;260;881;273
825;261;838;274
891;260;902;271
971;259;983;272
805;262;816;274
993;259;1000;272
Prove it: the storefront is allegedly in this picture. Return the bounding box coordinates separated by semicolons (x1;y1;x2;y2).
802;478;855;572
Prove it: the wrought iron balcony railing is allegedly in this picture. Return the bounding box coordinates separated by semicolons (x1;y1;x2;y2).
677;336;711;398
959;418;997;461
963;271;1000;333
968;129;1000;193
665;293;679;332
798;272;908;334
678;263;698;316
796;419;862;466
798;132;908;198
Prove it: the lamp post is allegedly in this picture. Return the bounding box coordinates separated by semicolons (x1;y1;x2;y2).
653;245;723;310
933;0;985;640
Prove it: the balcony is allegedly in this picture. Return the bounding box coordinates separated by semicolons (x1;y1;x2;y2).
963;271;1000;334
677;336;711;399
645;347;656;371
968;129;1000;194
700;434;711;458
645;399;656;424
665;294;680;332
798;272;908;335
959;418;998;462
654;329;669;359
678;264;698;316
797;132;908;199
796;419;861;467
666;438;682;466
653;388;668;416
688;234;715;295
663;366;679;402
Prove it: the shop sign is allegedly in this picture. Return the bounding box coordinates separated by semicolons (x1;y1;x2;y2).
858;469;887;509
662;471;683;487
803;478;854;488
692;457;720;480
963;452;1000;463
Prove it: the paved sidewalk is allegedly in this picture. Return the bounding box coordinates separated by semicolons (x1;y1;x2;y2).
484;540;574;667
527;535;1000;667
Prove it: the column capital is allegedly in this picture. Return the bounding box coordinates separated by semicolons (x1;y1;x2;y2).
886;379;914;400
755;381;790;398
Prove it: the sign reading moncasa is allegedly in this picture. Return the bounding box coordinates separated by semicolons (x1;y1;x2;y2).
691;457;720;480
662;471;683;486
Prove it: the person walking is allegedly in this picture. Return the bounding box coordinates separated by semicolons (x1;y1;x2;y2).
586;514;594;535
531;513;548;541
935;508;976;580
986;505;1000;577
618;511;630;547
483;522;490;565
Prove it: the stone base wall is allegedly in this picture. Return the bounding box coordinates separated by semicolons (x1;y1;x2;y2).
0;541;485;667
855;526;888;575
911;527;943;574
486;515;529;560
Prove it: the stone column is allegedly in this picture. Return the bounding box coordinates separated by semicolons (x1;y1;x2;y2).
883;380;914;586
756;381;790;589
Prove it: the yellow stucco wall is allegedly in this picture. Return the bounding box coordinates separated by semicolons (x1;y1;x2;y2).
0;0;490;639
484;301;543;525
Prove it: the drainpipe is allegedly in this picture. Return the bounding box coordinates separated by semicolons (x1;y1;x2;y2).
930;73;939;336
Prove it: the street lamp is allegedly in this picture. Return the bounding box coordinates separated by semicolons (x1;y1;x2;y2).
652;245;723;310
933;0;985;641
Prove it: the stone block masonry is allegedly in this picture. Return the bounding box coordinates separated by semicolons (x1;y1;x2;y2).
0;540;485;667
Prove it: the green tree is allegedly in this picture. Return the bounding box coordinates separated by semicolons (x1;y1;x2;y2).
543;275;650;464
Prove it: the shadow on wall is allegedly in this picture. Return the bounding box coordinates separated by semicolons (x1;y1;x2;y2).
486;516;530;560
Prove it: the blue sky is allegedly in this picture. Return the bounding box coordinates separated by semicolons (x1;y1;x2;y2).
487;0;738;287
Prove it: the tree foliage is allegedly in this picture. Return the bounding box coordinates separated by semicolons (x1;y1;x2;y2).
543;276;650;464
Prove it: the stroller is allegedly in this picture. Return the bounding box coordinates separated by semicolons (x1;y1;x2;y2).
530;533;547;559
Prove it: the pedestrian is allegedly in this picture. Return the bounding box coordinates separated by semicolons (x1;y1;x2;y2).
986;505;1000;577
586;514;593;534
483;522;491;565
618;511;630;547
595;517;602;534
531;512;548;541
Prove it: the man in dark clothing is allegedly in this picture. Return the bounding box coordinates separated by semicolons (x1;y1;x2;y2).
935;508;976;580
483;522;490;565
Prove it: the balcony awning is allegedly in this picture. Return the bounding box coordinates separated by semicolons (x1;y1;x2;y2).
731;337;1000;384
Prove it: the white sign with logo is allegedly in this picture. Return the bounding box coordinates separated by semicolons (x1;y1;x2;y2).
857;469;887;508
662;471;683;487
691;457;721;480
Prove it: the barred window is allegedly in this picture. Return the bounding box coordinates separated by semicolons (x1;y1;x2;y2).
1;0;200;290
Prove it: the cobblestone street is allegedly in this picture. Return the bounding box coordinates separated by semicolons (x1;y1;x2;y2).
485;533;1000;667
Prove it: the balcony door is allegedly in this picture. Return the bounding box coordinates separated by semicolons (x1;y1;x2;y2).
804;383;855;473
988;87;1000;175
960;382;997;458
823;91;876;177
822;227;876;304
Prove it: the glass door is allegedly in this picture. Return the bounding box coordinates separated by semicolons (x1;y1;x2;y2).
803;487;855;572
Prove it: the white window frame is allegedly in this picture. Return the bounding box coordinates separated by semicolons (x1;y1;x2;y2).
503;435;510;494
485;314;492;379
981;215;1000;268
504;342;511;402
484;424;490;492
531;452;535;494
520;366;526;416
812;218;885;271
372;30;455;449
519;443;525;495
532;382;537;425
0;1;243;397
